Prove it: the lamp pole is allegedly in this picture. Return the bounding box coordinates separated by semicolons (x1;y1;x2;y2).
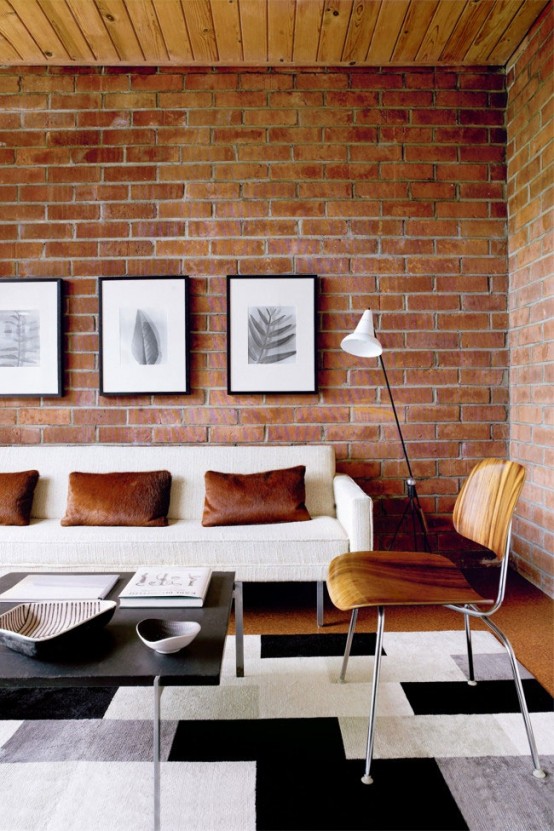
378;353;430;552
341;309;431;552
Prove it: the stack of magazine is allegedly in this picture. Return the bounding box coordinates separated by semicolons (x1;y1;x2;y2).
118;567;212;608
0;573;120;602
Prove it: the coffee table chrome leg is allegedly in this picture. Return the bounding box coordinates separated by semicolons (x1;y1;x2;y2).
234;581;244;677
153;676;162;831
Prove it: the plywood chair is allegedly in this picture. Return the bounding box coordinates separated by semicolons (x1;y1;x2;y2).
327;458;546;784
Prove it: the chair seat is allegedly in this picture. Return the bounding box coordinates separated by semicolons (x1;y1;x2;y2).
327;550;495;610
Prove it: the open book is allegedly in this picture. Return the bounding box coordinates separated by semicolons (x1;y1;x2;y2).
118;567;212;608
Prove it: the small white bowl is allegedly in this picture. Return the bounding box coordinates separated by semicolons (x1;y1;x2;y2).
136;619;201;654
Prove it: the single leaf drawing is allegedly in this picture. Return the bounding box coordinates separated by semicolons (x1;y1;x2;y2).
248;306;296;364
0;310;40;367
131;309;161;365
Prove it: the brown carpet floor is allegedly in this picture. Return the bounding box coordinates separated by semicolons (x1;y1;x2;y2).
233;568;554;696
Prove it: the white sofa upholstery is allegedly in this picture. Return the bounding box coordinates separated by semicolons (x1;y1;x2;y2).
0;444;373;625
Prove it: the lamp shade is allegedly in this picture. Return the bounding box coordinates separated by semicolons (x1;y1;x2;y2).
341;310;383;358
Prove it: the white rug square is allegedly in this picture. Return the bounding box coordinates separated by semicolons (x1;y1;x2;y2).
0;761;256;831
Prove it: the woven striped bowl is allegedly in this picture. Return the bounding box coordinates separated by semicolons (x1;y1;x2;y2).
0;600;117;658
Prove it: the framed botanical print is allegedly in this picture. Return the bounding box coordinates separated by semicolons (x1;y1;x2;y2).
227;275;317;394
99;277;190;395
0;278;63;397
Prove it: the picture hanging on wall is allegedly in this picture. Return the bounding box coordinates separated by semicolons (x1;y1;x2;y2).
0;278;63;398
227;275;317;394
99;276;190;395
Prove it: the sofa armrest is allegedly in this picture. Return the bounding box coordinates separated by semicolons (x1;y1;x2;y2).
333;473;373;552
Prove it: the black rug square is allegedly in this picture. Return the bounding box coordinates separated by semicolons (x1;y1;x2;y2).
261;633;383;658
169;716;345;762
0;686;117;719
169;716;468;830
256;757;468;831
403;679;553;715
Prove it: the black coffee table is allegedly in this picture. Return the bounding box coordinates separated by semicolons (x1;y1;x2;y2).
0;570;242;831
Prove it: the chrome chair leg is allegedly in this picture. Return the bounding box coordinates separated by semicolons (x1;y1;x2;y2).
362;605;385;785
483;616;546;779
340;608;358;682
464;610;477;686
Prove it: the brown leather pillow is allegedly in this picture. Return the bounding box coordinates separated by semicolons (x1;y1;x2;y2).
0;470;39;526
61;470;172;527
202;465;311;527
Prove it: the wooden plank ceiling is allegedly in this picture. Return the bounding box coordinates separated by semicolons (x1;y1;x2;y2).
0;0;549;68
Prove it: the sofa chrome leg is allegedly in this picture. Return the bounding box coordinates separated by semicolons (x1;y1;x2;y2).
317;580;324;627
233;581;244;677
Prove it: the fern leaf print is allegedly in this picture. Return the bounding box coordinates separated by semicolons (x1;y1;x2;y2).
0;310;40;367
248;306;297;364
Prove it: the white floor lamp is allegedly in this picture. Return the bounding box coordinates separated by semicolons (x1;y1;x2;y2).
341;309;430;551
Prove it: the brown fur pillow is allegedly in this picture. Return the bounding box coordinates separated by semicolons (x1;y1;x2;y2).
0;470;39;526
61;470;172;527
202;465;311;527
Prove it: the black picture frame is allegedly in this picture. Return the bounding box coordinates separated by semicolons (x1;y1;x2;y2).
99;276;190;396
227;275;318;395
0;278;63;398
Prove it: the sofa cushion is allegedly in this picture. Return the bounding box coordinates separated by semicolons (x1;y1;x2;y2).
0;470;39;526
0;516;349;581
61;470;172;527
202;466;311;527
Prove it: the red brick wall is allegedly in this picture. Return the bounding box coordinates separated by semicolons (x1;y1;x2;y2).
0;65;509;550
507;4;554;596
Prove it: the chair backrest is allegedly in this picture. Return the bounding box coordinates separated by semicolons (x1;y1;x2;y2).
453;459;526;560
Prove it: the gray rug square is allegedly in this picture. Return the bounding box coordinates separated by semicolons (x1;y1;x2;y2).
0;718;177;762
438;755;554;831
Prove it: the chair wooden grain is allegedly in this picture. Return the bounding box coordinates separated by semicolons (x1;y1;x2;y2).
327;458;546;784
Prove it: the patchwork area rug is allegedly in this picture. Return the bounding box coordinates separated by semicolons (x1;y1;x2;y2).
0;631;553;831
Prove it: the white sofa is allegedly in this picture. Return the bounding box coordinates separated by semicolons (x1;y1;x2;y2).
0;444;373;625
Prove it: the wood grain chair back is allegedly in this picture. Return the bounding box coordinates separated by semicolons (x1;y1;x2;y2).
452;459;526;560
